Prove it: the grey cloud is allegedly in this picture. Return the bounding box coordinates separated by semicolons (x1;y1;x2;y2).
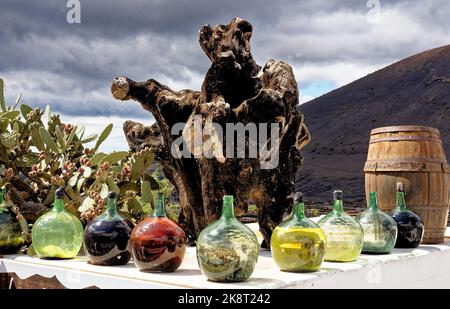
0;0;449;119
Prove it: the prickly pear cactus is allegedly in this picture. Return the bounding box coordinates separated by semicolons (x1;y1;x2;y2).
0;78;157;230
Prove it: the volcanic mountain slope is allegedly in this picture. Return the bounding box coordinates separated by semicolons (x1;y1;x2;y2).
296;44;450;203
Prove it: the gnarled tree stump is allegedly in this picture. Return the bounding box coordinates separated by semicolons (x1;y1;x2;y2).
111;17;310;247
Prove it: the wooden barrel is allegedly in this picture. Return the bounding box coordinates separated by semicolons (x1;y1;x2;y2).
364;126;450;244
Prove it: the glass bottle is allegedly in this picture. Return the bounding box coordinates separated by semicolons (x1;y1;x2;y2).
131;192;187;272
196;195;259;282
271;192;326;272
390;182;424;248
357;192;398;254
0;189;25;254
31;187;83;259
318;190;363;262
84;192;134;265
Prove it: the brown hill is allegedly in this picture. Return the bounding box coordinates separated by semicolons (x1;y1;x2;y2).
296;44;450;203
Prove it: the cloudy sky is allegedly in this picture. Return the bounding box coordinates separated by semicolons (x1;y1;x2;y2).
1;0;449;152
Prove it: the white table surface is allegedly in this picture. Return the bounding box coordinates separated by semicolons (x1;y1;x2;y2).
0;226;450;289
1;227;449;289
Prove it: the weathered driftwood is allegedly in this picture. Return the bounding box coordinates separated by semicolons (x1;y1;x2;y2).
111;18;310;247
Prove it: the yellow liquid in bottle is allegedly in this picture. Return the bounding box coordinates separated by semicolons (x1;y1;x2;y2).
324;235;362;262
271;227;326;272
38;245;78;259
325;231;362;262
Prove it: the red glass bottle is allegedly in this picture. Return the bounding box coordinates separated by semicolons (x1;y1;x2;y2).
131;192;187;272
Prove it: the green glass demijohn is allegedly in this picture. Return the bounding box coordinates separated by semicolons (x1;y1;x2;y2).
357;192;398;254
32;187;83;259
196;195;259;282
271;192;326;272
0;188;25;254
317;190;364;262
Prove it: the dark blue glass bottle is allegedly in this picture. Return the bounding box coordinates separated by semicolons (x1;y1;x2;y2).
84;192;134;265
391;183;424;248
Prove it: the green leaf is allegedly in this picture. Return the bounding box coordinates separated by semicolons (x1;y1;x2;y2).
99;151;128;166
0;132;18;148
15;121;25;133
15;154;39;167
131;159;145;181
131;153;155;181
20;104;33;118
2;110;20;119
77;125;86;140
100;183;109;199
141;180;153;203
55;124;66;149
13;121;20;133
39;127;59;153
79;197;95;213
119;182;139;195
0;79;6;112
127;197;143;212
111;165;122;175
83;166;92;178
81;134;98;144
63;125;77;152
94;123;113;151
144;173;161;190
106;177;120;193
90;152;106;166
131;153;155;180
31;127;45;151
0;119;9;133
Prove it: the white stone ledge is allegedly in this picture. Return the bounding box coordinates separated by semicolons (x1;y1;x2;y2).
1;227;449;289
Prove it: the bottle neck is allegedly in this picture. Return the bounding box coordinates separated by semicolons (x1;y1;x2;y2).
293;202;306;219
106;197;118;217
0;191;4;205
369;192;379;211
396;191;407;211
54;197;65;212
333;199;344;214
152;194;167;217
221;198;235;220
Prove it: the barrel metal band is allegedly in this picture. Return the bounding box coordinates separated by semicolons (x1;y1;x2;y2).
371;126;440;135
366;157;447;164
364;161;450;172
369;137;442;144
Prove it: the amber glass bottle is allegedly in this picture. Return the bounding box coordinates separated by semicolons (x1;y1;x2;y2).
131;192;187;272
